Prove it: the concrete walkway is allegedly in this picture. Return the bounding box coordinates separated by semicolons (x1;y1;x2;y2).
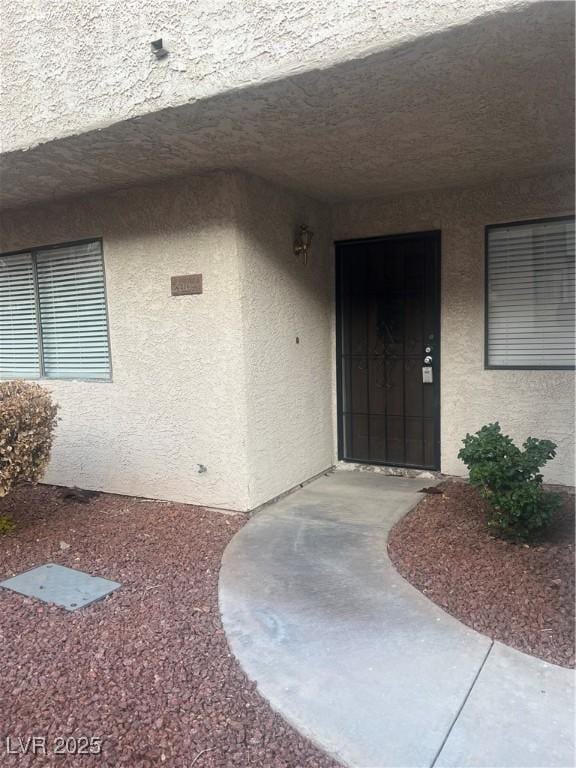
219;471;574;768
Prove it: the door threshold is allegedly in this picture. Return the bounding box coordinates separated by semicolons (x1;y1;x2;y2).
337;460;443;480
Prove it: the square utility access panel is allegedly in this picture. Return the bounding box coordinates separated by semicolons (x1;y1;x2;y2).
0;564;120;611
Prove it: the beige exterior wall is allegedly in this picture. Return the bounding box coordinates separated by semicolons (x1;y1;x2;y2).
0;172;252;510
233;174;334;509
0;169;573;508
333;171;575;486
0;0;527;153
0;170;335;509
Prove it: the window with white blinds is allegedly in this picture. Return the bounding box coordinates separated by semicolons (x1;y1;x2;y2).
0;240;111;380
486;218;575;369
0;253;40;379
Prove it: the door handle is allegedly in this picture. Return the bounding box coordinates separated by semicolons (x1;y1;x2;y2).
424;355;433;365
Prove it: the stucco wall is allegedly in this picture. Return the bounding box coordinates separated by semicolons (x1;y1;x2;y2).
1;169;572;508
332;171;575;486
0;0;532;153
0;172;252;509
0;168;335;510
232;174;334;509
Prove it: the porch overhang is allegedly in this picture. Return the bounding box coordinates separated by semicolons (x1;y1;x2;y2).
1;1;573;211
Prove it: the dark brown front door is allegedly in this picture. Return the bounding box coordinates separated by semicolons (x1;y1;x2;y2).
336;231;441;469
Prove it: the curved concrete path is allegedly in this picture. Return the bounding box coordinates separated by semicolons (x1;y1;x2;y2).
219;471;574;768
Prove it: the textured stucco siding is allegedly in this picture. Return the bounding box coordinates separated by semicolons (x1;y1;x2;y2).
0;169;573;508
0;168;335;510
232;174;334;509
0;172;252;509
0;0;532;153
332;171;575;486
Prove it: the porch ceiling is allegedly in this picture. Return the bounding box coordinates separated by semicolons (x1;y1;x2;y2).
1;1;573;211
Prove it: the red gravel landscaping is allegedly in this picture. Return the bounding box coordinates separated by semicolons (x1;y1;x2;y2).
388;480;575;668
0;484;340;768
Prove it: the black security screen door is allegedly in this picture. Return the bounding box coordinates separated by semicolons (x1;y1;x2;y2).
336;232;441;469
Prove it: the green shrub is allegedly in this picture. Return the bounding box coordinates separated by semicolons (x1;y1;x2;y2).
0;516;15;535
0;381;58;498
457;422;560;540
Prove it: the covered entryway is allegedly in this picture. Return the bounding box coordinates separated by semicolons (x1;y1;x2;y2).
336;232;440;469
0;1;572;503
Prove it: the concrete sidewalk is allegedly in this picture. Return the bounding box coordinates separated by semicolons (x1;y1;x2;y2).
219;471;574;768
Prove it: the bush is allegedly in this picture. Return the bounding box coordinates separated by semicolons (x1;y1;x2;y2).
457;422;560;540
0;381;58;499
0;516;15;535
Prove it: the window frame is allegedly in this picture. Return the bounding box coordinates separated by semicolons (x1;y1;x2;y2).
0;237;113;382
484;216;576;372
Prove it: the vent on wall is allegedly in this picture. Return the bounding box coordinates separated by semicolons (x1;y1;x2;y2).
151;39;168;59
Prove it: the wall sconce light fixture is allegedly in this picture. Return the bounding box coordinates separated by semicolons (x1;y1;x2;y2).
294;225;313;265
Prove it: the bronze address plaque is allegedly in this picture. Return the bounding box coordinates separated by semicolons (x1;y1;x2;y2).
171;274;203;296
